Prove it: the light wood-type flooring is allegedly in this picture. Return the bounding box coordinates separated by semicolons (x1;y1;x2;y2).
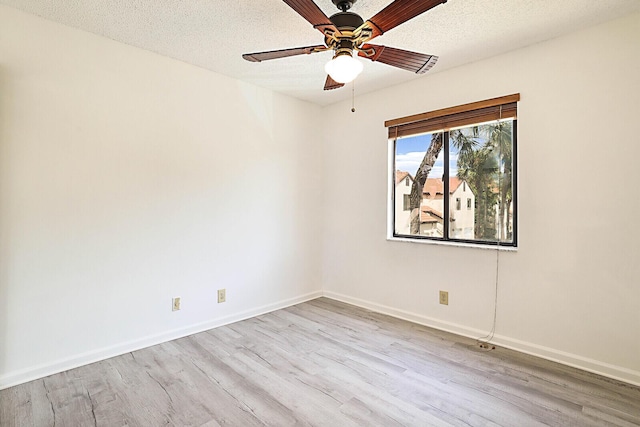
2;298;640;426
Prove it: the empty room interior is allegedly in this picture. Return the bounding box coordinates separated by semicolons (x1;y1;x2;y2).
1;0;639;425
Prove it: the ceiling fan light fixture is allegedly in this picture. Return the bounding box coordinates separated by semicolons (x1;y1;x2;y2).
324;52;363;84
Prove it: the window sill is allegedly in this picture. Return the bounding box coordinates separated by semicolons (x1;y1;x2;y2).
387;235;518;251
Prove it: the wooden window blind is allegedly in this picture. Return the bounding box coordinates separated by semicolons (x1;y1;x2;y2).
385;94;520;139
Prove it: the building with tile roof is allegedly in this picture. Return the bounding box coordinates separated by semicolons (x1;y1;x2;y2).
394;173;475;239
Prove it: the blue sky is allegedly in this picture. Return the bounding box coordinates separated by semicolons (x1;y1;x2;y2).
395;133;458;178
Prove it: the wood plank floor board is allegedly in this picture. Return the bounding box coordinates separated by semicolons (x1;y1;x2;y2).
401;370;548;427
99;353;187;426
77;359;152;427
2;297;639;426
384;340;584;421
137;342;264;426
462;349;640;423
320;344;550;427
225;350;355;427
172;336;292;425
318;356;482;426
2;379;54;426
185;327;351;426
339;396;411;427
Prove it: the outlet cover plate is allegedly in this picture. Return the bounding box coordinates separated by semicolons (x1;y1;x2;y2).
217;289;226;303
172;297;181;311
439;291;449;305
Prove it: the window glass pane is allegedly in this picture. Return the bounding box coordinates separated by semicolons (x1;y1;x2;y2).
394;132;444;237
448;121;515;243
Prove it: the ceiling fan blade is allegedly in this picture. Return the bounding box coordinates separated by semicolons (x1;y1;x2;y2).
361;0;447;40
243;45;325;62
282;0;338;34
358;44;438;74
324;75;345;91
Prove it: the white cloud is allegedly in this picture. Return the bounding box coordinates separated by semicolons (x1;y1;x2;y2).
396;151;457;178
395;151;425;176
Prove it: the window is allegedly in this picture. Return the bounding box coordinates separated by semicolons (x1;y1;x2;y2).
389;94;518;246
405;177;410;186
403;194;410;211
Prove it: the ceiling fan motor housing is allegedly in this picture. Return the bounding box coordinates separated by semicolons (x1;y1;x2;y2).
328;12;365;56
329;12;364;31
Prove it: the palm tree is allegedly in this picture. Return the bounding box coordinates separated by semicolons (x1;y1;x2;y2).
480;122;513;240
450;128;481;160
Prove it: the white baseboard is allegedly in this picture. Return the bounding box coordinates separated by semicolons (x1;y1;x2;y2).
0;291;322;390
322;291;640;387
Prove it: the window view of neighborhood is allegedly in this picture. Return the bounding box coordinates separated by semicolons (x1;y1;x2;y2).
393;121;516;245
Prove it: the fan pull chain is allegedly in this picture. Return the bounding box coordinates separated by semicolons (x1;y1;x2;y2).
351;80;356;113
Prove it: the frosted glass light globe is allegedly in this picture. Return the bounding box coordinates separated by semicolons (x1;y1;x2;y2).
325;53;363;84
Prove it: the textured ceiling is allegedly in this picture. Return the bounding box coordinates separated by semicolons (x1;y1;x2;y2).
2;0;639;106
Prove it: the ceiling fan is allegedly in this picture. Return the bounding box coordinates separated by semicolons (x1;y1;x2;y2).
242;0;447;90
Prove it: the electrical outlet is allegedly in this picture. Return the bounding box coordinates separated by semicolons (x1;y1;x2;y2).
172;297;181;311
439;291;449;305
217;289;226;303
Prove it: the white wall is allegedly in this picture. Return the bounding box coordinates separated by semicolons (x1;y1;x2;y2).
0;6;323;388
321;13;640;385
